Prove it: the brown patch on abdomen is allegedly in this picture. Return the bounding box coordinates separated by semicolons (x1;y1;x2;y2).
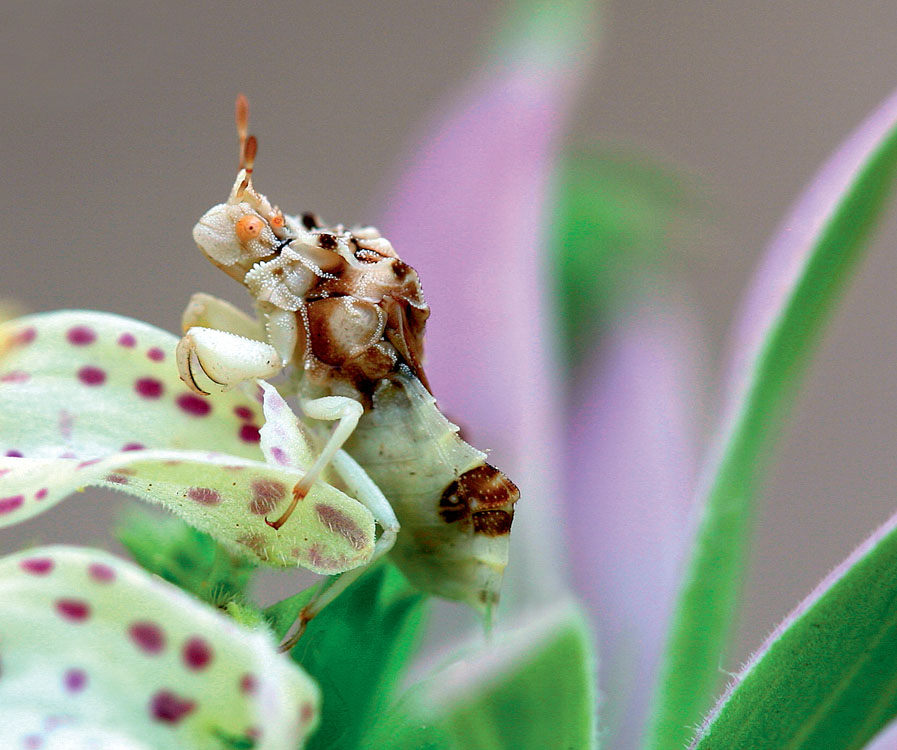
472;509;513;537
438;463;518;536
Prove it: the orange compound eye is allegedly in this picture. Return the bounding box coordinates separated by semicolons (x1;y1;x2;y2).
236;214;264;243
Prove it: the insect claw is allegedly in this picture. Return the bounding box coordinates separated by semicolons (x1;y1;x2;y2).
278;609;311;652
185;356;211;396
265;482;307;530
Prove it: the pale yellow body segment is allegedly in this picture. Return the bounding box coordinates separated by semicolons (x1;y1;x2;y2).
341;367;509;609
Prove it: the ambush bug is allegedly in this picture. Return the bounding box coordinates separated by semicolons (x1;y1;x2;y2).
178;97;519;649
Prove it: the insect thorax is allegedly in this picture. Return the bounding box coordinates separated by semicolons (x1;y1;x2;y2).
245;217;431;401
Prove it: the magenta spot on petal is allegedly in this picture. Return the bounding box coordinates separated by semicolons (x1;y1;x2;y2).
23;735;42;749
249;479;284;515
105;474;129;485
5;450;23;458
147;347;165;362
129;622;165;653
66;326;96;346
13;327;36;346
0;370;29;383
56;599;90;622
150;690;196;724
77;458;101;469
176;393;212;416
234;405;253;421
0;495;23;514
88;563;115;583
77;365;106;386
117;332;137;347
21;557;54;575
135;377;164;399
300;701;315;724
121;442;145;451
272;447;289;465
64;668;87;692
240;673;257;694
35;488;48;500
187;487;221;506
182;637;213;670
240;424;261;443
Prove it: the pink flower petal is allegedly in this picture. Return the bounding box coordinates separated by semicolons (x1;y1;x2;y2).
725;84;897;401
565;290;705;747
377;3;597;598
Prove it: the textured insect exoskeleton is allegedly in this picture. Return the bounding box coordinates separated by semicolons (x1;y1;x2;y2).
178;97;519;647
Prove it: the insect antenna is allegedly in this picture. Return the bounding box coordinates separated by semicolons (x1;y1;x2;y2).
235;93;249;169
236;136;257;198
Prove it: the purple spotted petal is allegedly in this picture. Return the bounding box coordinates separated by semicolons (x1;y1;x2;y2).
258;381;316;471
565;291;705;748
0;311;375;574
377;3;597;599
725;84;897;399
0;546;318;749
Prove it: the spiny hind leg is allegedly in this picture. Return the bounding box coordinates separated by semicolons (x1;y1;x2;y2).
181;292;265;341
266;395;363;530
177;327;283;395
279;449;400;652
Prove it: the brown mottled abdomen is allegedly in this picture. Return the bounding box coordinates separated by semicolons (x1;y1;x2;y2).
439;464;517;537
340;369;519;612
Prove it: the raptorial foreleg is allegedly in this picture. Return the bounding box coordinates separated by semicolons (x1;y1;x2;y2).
176;327;284;395
180;292;265;340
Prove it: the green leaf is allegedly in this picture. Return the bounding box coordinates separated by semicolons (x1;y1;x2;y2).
646;89;897;750
690;510;897;749
117;506;256;607
0;311;376;574
404;601;597;750
266;561;428;750
552;148;696;364
0;545;319;749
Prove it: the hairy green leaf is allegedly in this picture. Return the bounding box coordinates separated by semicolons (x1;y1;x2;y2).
690;509;897;749
117;506;256;607
410;601;598;750
646;88;897;750
266;562;427;750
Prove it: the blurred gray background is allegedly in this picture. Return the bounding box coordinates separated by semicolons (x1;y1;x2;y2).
3;0;897;670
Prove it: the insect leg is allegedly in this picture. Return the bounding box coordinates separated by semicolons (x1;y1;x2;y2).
278;449;400;652
181;292;265;341
176;327;283;395
266;395;363;530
